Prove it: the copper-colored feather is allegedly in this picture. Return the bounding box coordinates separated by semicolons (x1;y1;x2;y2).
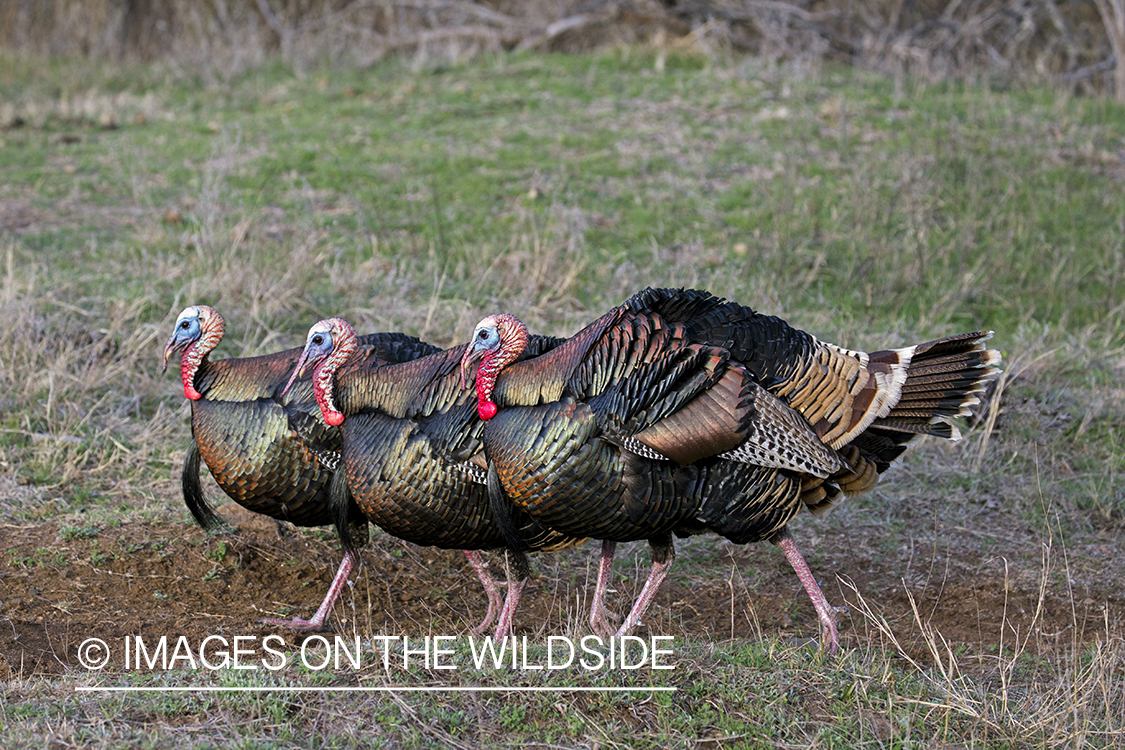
183;332;439;529
305;336;577;549
473;286;1002;649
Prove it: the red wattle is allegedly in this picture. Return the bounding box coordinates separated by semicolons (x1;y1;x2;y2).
325;411;345;427
181;342;202;401
478;401;498;420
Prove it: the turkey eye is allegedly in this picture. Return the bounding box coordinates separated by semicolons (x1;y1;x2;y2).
478;330;488;340
180;321;190;329
312;335;324;346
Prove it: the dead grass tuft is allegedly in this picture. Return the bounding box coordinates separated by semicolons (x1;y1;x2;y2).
0;244;180;511
844;501;1125;746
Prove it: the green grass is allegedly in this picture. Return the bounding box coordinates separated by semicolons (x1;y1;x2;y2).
2;48;1121;528
1;48;1124;748
4;636;1122;748
3;51;1122;338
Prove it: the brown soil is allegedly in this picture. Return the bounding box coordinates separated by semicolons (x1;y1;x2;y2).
2;502;1121;679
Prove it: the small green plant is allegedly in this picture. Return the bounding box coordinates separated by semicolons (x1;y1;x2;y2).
497;704;527;732
7;549;32;569
59;525;99;541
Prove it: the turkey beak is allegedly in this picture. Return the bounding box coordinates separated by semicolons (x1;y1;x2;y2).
162;332;182;374
460;344;486;390
281;348;314;398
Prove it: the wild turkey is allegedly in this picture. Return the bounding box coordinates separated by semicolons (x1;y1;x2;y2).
162;305;438;630
282;317;582;638
460;287;1001;651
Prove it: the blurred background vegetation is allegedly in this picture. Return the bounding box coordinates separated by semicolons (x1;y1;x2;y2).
2;1;1124;100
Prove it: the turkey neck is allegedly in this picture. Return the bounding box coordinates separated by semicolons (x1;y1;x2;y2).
485;307;626;409
473;314;530;419
180;336;222;403
191;350;307;403
330;347;473;420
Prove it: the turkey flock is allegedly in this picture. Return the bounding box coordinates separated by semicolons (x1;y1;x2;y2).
163;288;1001;652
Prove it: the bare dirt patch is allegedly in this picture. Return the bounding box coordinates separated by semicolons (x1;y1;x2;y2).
3;499;1120;679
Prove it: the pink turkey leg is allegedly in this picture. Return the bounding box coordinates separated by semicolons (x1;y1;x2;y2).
614;539;675;637
261;550;356;631
493;578;525;640
773;528;839;653
464;550;503;634
589;540;621;636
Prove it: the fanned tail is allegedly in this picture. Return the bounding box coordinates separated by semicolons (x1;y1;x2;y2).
852;332;1002;473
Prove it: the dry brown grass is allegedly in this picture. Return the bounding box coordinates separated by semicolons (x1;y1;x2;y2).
1;45;1123;748
844;510;1125;746
0;244;178;507
2;1;1124;98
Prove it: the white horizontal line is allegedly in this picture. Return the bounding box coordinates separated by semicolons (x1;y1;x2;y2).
75;686;676;693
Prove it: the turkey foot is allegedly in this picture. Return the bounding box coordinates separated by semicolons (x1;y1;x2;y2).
260;552;355;631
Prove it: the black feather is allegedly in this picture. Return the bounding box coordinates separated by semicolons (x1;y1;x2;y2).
181;438;226;531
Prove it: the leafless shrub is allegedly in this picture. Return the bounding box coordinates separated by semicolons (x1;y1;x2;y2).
2;2;1122;97
1092;0;1125;100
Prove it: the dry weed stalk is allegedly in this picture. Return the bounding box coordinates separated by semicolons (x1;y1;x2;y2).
842;497;1125;744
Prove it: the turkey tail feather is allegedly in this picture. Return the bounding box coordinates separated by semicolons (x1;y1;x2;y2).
875;332;1000;428
330;469;364;554
852;332;1001;471
487;463;532;553
182;439;226;531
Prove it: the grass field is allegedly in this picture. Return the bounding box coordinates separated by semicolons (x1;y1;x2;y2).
1;49;1124;748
